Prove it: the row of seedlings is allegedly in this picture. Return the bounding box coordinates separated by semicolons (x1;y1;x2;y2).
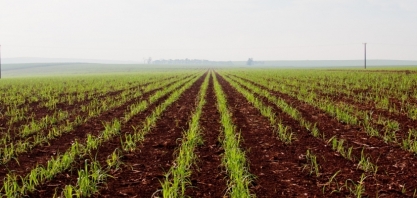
229;71;417;196
227;73;379;170
70;71;206;197
55;72;204;197
223;72;376;197
160;71;210;197
0;73;183;142
251;73;417;154
223;73;365;195
230;69;417;120
0;72;203;197
212;73;253;197
0;73;193;165
221;74;294;144
0;73;164;127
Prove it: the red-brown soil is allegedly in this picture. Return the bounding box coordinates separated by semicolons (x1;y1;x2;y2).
233;74;417;196
217;73;371;197
185;74;227;197
25;74;202;197
312;87;417;139
0;89;124;144
0;76;180;143
28;87;176;197
5;70;417;197
85;73;205;198
243;73;417;143
0;81;131;130
0;79;182;187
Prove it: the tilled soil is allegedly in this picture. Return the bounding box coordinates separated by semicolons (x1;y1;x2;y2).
0;78;158;135
312;87;417;138
221;74;374;196
29;88;176;197
0;79;179;187
217;73;318;197
185;74;227;197
0;76;180;143
217;73;367;197
235;74;417;197
4;70;417;197
88;73;206;197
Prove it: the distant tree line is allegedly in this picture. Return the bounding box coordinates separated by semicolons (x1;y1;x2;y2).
247;58;264;65
152;58;233;65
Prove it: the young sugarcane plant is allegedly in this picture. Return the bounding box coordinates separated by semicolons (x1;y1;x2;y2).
59;160;109;198
303;149;320;177
402;129;417;153
328;136;353;161
357;148;378;174
345;173;367;198
321;170;341;194
161;70;209;197
106;149;124;172
120;133;136;152
213;73;253;198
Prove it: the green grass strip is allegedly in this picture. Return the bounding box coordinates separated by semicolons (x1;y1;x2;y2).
222;74;294;144
213;73;253;198
160;71;210;197
0;73;201;197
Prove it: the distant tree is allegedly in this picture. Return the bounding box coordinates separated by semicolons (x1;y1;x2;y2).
149;58;235;65
247;58;253;65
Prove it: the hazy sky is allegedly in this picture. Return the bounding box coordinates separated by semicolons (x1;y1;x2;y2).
1;0;416;61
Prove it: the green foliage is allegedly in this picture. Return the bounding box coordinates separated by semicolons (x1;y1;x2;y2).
0;71;205;197
161;71;210;197
304;150;320;177
212;73;253;198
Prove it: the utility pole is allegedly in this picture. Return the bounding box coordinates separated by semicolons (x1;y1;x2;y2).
363;43;367;69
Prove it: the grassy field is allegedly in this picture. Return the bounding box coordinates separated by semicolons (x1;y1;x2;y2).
1;63;212;77
1;66;417;197
3;62;417;77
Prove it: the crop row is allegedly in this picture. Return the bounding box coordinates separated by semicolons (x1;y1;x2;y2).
56;72;203;197
220;73;371;196
161;71;210;197
2;68;416;197
236;72;417;154
0;73;197;166
220;69;417;196
0;72;194;130
1;71;205;197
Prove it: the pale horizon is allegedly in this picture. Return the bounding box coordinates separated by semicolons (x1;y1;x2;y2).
1;0;416;61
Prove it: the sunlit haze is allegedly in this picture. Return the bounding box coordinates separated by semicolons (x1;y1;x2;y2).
1;0;416;61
